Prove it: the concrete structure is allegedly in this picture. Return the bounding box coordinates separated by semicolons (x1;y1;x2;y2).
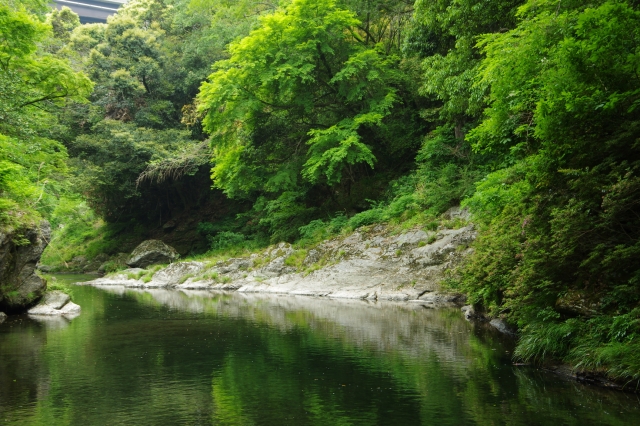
52;0;126;24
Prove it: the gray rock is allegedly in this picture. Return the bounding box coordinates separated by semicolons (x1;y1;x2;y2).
218;258;252;274
490;318;517;336
0;312;6;324
443;206;471;221
0;221;50;312
393;230;429;246
28;291;81;317
82;211;477;305
152;261;205;285
303;249;321;265
40;291;70;310
126;240;179;268
36;264;52;273
461;305;476;320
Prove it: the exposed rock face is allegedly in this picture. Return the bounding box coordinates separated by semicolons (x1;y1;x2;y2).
86;223;476;305
126;240;179;268
27;291;81;317
0;312;6;324
0;221;51;312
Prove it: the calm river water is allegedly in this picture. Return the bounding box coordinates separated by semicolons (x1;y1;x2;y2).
1;275;640;425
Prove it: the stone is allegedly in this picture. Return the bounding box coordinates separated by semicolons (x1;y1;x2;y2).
461;305;476;320
28;291;81;317
0;312;6;324
0;221;51;312
82;211;477;305
126;240;179;268
303;249;321;265
36;264;52;273
490;318;517;336
163;220;177;230
152;261;205;285
443;206;471;221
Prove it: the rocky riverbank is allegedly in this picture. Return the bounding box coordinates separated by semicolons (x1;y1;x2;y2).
81;217;476;306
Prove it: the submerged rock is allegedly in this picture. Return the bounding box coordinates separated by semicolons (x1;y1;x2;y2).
461;305;481;320
126;240;179;268
28;291;81;317
0;221;51;312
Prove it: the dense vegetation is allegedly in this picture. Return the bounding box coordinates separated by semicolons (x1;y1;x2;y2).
2;0;640;381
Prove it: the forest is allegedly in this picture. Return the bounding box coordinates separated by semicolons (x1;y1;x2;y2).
2;0;640;382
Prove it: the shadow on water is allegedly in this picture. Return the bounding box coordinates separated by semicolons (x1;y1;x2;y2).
1;275;640;425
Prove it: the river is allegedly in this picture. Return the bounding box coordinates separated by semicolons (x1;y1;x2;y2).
1;275;639;425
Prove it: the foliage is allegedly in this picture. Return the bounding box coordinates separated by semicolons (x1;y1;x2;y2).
198;0;424;209
455;0;640;380
0;3;90;231
5;0;640;381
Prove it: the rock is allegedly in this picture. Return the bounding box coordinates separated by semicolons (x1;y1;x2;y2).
0;221;51;312
28;291;81;317
36;264;52;273
0;312;6;324
126;240;179;268
556;290;599;317
163;220;177;230
490;318;517;336
461;305;477;320
82;253;110;274
82;213;477;305
303;249;321;265
152;261;205;285
443;206;471;221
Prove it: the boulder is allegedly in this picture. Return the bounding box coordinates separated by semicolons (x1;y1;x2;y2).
0;221;51;312
489;318;517;336
0;312;6;324
27;291;81;317
461;305;478;320
126;240;179;268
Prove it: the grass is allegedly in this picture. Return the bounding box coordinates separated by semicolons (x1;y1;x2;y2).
42;275;74;300
179;273;195;284
284;249;308;269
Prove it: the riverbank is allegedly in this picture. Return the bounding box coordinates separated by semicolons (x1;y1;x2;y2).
80;218;475;306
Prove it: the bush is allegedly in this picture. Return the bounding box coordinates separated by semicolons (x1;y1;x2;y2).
347;208;384;229
208;231;246;251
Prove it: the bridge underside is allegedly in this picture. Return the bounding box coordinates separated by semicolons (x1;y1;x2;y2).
52;0;123;24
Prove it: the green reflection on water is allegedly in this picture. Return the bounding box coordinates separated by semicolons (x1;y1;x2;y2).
0;275;639;425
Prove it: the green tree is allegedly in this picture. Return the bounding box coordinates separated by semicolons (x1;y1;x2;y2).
461;0;640;380
197;0;424;238
0;3;91;227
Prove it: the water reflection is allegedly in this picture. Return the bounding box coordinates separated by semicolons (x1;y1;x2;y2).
0;280;639;425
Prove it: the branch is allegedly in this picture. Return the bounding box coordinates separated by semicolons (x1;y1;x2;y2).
14;91;69;109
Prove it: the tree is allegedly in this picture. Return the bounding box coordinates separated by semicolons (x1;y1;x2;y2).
0;3;91;227
198;0;423;200
461;0;640;380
